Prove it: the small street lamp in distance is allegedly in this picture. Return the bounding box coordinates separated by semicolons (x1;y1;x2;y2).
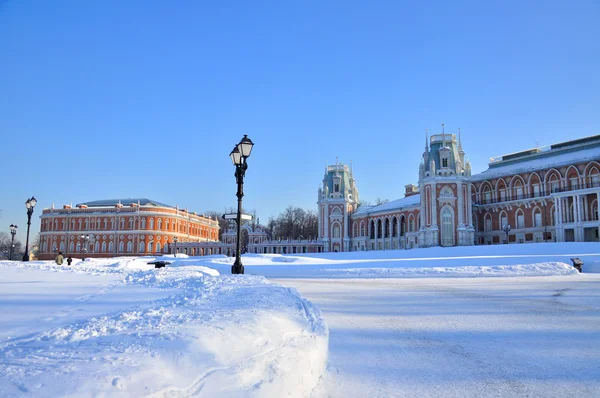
80;234;90;260
173;236;178;257
230;134;254;275
503;224;511;244
9;224;17;260
22;197;37;261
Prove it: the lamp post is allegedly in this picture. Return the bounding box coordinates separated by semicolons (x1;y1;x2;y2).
80;234;90;260
9;224;17;260
230;134;254;275
173;236;178;257
503;224;511;244
22;196;37;261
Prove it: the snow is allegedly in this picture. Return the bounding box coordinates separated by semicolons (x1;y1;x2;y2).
1;242;599;397
353;194;420;216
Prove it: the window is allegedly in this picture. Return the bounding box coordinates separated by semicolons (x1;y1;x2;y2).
120;218;125;229
111;219;115;229
127;242;132;253
139;242;145;253
517;213;525;229
61;220;65;230
85;219;89;230
409;218;414;232
535;212;542;227
485;215;492;232
78;220;82;230
551;180;560;193
129;218;133;229
333;225;340;238
156;243;161;253
141;218;146;229
442;158;448;168
441;207;453;246
485;191;491;203
570;178;578;190
119;241;124;252
501;215;508;229
94;241;100;252
158;219;162;230
60;242;65;252
149;219;154;229
334;183;340;192
101;242;107;252
500;189;506;201
533;184;540;197
361;223;365;237
515;186;523;200
591;174;600;187
148;242;153;253
109;242;113;252
96;219;101;229
103;219;108;229
164;243;169;253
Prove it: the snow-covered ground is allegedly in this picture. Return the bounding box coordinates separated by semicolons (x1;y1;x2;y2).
0;242;599;397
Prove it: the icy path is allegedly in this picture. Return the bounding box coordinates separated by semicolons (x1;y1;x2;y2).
276;275;600;398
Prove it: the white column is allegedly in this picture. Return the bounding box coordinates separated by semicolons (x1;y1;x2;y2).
457;181;464;226
431;183;438;227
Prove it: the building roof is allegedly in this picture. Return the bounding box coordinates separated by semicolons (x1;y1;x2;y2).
471;134;600;181
353;194;420;217
76;198;175;208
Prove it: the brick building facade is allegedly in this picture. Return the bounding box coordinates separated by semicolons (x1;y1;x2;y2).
38;198;220;260
318;131;600;252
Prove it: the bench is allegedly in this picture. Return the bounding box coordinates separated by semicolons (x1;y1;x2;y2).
147;260;171;269
570;258;583;273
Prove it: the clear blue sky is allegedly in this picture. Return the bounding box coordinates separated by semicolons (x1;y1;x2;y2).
1;0;599;244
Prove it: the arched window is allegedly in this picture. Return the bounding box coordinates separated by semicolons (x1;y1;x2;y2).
141;218;146;229
441;207;454;246
103;219;108;229
59;242;65;252
110;219;115;229
164;242;169;253
129;218;133;229
54;220;58;230
158;219;162;230
377;219;382;238
120;218;125;229
392;217;398;237
499;211;508;230
127;241;133;253
333;224;340;238
108;241;114;253
139;242;145;253
94;241;100;252
384;218;390;238
156;242;161;253
101;242;107;252
409;216;414;232
533;207;542;227
149;219;154;229
484;213;492;232
85;219;89;230
119;241;124;252
96;218;101;229
148;241;153;253
78;219;82;230
360;222;365;237
515;209;525;229
69;241;74;252
370;220;375;239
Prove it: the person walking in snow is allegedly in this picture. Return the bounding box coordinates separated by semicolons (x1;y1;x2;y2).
55;251;64;265
67;256;72;265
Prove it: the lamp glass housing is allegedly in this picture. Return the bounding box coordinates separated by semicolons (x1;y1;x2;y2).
30;197;37;207
238;135;254;157
230;147;242;165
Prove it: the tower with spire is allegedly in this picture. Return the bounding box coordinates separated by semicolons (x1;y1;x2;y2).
418;125;475;247
317;160;359;252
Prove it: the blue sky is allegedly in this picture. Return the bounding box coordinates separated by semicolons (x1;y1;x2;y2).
1;0;599;243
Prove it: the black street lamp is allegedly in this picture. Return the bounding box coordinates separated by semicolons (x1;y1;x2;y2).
503;224;511;244
22;197;37;261
230;134;254;274
80;234;90;260
9;224;17;260
173;236;178;257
